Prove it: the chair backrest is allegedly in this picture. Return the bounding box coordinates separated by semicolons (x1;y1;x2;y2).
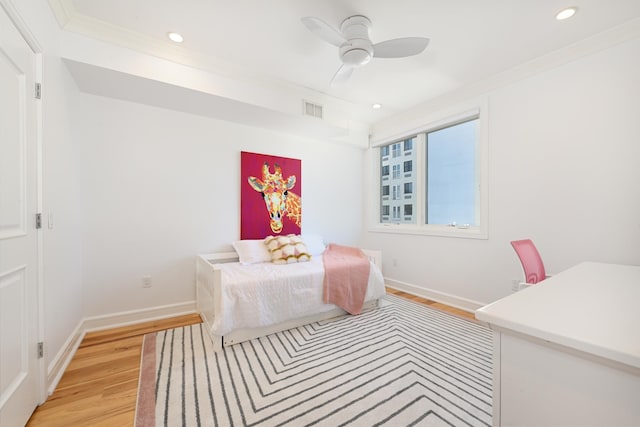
510;239;546;284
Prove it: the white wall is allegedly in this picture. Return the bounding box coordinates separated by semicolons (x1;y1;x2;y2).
41;54;85;375
73;93;366;317
9;0;86;384
366;35;640;305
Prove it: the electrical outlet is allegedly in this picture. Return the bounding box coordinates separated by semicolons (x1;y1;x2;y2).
511;280;520;292
142;276;152;288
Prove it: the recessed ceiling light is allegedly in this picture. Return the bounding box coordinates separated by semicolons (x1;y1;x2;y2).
167;32;184;43
555;7;577;20
372;103;382;109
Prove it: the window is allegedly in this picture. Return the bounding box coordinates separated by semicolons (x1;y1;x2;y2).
392;206;400;220
426;120;476;225
392;164;401;179
373;106;487;239
392;143;401;158
392;185;400;200
381;185;390;196
404;160;412;173
381;165;389;177
381;146;389;157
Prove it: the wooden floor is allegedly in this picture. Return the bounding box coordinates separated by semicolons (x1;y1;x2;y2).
385;288;476;321
26;314;202;427
27;289;475;426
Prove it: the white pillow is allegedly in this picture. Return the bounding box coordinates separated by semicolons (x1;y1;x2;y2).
232;240;272;265
302;234;325;256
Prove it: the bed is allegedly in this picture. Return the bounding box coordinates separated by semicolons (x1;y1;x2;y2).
195;247;386;351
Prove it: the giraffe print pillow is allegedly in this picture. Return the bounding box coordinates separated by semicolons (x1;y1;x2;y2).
264;235;311;264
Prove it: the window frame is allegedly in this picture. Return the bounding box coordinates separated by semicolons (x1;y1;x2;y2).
369;102;489;239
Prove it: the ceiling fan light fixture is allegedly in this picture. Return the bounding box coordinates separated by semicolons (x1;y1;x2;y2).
555;7;577;20
342;48;372;66
302;13;430;84
167;32;184;43
339;37;374;67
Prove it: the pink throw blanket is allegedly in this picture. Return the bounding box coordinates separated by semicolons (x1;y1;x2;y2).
322;243;371;315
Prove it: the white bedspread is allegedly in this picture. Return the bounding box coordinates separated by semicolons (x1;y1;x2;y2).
210;257;386;336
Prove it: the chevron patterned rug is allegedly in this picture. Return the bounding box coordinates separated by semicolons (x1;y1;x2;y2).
135;295;492;426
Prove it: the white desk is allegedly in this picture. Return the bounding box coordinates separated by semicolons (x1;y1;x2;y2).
476;262;640;426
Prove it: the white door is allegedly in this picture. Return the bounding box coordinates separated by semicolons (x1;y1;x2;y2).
0;3;40;427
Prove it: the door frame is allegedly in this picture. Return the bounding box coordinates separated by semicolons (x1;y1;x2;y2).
0;0;46;404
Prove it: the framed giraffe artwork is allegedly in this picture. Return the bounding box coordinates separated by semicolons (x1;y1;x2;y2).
240;151;302;240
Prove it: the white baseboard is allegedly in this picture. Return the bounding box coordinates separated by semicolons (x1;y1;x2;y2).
46;300;197;394
385;278;487;313
47;320;85;396
83;300;197;333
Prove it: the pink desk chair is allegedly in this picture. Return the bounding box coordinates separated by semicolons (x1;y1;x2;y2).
510;239;551;288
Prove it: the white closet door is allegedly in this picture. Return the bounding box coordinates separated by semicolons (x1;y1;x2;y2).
0;3;40;426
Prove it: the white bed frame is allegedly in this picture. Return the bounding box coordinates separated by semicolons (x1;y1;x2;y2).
196;249;383;351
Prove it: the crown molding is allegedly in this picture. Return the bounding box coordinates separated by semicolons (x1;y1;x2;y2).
47;0;74;28
1;0;42;52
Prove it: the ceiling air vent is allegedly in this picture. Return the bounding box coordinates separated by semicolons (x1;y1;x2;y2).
303;100;323;119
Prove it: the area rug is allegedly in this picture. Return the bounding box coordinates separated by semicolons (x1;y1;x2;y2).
135;295;492;426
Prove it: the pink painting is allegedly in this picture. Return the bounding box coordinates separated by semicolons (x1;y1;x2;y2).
241;151;302;240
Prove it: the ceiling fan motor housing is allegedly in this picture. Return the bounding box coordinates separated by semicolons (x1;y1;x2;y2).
339;15;374;66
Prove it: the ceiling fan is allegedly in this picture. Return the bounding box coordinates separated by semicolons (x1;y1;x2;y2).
301;15;430;86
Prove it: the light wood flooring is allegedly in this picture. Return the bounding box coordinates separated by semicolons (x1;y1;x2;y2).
385;288;476;321
27;289;475;426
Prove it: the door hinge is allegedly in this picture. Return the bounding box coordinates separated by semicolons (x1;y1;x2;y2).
35;213;42;229
35;82;41;99
37;342;44;359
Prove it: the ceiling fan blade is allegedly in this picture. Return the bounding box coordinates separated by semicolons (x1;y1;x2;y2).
330;64;354;86
301;16;346;47
373;37;430;58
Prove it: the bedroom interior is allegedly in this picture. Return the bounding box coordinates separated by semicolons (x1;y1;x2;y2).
1;0;639;426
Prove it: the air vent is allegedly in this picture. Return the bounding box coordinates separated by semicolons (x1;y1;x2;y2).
303;100;323;119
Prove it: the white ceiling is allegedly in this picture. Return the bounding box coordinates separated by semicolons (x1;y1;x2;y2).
49;0;640;125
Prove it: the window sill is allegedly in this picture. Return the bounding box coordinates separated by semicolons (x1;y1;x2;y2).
368;223;488;240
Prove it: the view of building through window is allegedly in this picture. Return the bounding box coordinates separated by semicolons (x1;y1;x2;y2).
380;137;417;224
379;118;478;226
